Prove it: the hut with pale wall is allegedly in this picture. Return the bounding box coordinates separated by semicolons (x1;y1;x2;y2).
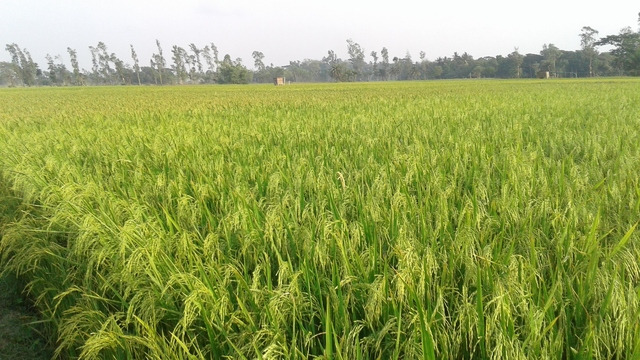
274;77;285;86
537;71;550;79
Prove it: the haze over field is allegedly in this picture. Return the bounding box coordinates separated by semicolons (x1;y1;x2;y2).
1;0;638;67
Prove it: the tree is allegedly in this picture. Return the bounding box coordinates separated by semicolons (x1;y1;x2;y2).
151;40;167;85
252;51;265;71
370;51;378;80
390;52;419;80
522;53;544;78
323;50;349;82
131;45;141;85
252;51;274;83
210;43;219;65
183;50;196;82
390;56;401;80
0;61;20;86
580;26;599;76
171;45;188;84
201;45;215;82
45;54;58;85
419;51;429;79
286;60;302;82
189;44;203;81
110;53;127;84
380;47;389;80
88;42;118;84
22;47;39;86
96;42;113;83
325;50;338;66
509;48;524;78
5;43;38;86
541;43;561;77
44;54;70;86
89;45;100;79
217;55;251;84
201;43;219;83
346;39;366;80
67;47;83;85
202;46;213;71
406;53;420;80
597;27;640;76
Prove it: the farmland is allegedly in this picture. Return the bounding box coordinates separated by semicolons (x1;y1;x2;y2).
0;80;639;359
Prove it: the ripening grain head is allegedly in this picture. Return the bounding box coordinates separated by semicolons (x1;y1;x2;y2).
0;80;639;359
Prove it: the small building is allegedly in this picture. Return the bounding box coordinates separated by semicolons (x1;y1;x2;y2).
536;71;550;79
274;77;285;86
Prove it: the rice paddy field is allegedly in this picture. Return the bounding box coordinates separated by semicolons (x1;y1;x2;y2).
0;79;639;359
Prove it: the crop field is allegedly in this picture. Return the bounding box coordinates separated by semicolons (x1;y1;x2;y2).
1;79;640;359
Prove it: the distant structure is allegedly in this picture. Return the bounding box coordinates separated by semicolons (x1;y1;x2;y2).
274;77;285;86
537;71;550;79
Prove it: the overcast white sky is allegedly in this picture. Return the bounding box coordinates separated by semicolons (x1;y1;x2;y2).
1;0;638;70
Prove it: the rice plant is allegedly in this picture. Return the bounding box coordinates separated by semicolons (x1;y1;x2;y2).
0;79;639;359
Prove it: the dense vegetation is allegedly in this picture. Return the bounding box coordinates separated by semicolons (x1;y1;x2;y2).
2;15;640;86
0;80;639;359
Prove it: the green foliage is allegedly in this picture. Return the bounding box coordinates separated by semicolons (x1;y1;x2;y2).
3;44;38;86
217;55;252;84
0;80;639;358
597;27;640;75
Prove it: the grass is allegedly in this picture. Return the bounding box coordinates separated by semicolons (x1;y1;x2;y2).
0;79;639;359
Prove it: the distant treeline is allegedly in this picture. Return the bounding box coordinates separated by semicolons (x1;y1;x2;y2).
2;17;639;86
